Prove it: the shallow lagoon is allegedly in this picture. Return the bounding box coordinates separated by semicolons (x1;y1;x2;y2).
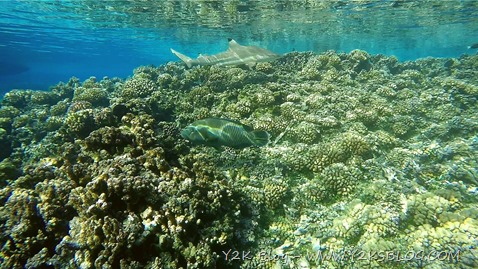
0;50;477;268
1;1;478;268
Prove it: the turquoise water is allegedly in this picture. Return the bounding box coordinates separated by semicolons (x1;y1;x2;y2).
1;1;478;269
1;0;477;92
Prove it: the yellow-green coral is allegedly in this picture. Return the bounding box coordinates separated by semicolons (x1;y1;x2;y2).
313;163;363;202
264;178;289;210
3;51;478;269
64;109;96;138
121;78;157;98
73;87;109;107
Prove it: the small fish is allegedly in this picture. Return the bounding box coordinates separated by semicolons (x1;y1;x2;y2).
181;118;270;149
468;43;478;49
170;38;280;68
444;59;455;68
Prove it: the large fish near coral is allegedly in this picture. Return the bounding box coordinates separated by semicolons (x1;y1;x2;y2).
181;118;270;149
170;38;280;68
468;42;478;49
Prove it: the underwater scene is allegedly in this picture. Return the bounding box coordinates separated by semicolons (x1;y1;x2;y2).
1;1;478;268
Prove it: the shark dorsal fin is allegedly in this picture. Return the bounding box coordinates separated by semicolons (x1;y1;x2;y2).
228;39;241;49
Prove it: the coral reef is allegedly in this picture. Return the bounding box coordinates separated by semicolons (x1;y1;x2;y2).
1;51;478;268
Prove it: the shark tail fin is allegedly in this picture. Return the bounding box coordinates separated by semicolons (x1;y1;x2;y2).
170;48;193;68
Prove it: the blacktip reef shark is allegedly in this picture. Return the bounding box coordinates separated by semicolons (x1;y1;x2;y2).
170;38;280;68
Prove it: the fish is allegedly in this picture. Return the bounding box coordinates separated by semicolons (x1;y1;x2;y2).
468;43;478;49
170;38;280;68
180;118;270;149
0;61;29;76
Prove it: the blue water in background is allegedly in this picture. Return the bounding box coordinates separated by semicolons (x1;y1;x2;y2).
1;0;477;94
